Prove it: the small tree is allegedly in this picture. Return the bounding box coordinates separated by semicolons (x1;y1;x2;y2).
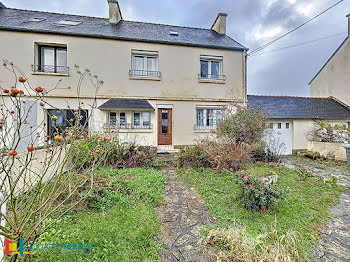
0;60;104;262
308;120;350;143
217;106;269;146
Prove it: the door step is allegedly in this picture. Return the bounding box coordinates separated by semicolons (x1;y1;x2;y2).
157;146;180;154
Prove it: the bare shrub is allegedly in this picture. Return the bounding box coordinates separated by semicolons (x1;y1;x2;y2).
177;145;212;169
206;227;299;262
196;138;252;173
0;61;104;262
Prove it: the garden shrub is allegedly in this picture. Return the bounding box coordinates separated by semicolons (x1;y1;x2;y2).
253;145;281;163
197;138;252;172
177;145;212;168
236;174;284;211
217;106;268;145
69;135;157;171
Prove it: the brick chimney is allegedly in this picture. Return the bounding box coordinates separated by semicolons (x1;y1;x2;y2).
211;13;228;35
108;0;122;24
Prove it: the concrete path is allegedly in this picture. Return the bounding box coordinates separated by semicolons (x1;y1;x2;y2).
158;169;217;262
282;157;350;262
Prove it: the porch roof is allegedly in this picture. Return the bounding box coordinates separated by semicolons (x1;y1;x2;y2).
98;98;154;110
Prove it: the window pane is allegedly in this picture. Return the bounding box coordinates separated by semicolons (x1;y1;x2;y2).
214;109;224;125
133;56;144;72
56;48;67;72
286;123;290;129
200;60;209;78
162;110;168;134
120;112;126;126
196;109;204;127
109;112;117;125
143;112;150;126
206;109;214;126
41;47;55;72
147;57;157;73
211;61;220;78
278;123;282;129
133;113;140;126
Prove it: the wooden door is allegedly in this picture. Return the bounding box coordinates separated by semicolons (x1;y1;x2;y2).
158;108;172;145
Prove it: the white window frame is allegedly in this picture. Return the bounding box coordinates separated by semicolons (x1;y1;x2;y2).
131;50;159;77
196;106;225;130
132;111;152;129
200;56;223;80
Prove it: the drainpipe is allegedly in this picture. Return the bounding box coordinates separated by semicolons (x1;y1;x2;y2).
242;50;248;107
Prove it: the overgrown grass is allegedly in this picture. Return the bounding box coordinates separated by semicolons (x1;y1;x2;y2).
29;168;165;262
179;163;344;261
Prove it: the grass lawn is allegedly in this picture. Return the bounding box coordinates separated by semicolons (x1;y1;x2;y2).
30;168;165;262
290;155;350;172
179;163;345;261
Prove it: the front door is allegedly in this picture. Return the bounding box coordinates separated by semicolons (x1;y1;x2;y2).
158;108;172;145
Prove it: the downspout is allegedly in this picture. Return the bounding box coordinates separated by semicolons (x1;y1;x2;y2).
242;50;248;107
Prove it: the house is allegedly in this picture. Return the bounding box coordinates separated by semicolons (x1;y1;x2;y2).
309;13;350;105
248;95;350;155
0;1;248;152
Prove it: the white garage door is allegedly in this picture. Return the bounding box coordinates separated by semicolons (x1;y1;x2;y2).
264;121;293;156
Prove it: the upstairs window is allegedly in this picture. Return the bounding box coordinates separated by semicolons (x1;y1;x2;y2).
196;107;225;130
130;51;160;78
35;45;68;74
199;56;225;81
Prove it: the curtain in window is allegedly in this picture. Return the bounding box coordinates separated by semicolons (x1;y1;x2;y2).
120;113;126;126
211;61;220;78
143;112;150;126
200;61;209;78
196;109;204;127
147;57;157;72
41;47;55;72
133;56;144;71
56;49;67;73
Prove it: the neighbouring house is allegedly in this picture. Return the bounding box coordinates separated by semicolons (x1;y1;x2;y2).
309;13;350;105
0;1;248;152
248;95;350;155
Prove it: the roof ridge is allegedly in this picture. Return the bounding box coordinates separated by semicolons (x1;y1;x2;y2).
5;7;217;32
4;7;108;20
247;94;332;100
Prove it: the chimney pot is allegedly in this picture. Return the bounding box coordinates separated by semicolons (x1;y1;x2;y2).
211;13;228;35
108;0;122;24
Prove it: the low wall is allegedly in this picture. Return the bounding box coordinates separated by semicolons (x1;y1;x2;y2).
307;141;349;161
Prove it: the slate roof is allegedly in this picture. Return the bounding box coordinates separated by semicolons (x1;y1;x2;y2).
0;5;247;51
98;99;154;110
247;95;350;120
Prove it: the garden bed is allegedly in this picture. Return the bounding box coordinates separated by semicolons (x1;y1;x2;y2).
178;163;344;261
30;168;166;262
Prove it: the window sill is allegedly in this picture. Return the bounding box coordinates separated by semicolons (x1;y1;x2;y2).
118;129;153;133
32;72;69;77
198;79;225;84
194;129;216;133
129;76;161;81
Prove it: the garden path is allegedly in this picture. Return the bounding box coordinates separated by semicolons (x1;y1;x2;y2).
282;157;350;262
157;168;217;262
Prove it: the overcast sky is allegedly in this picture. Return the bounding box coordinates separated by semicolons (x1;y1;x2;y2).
3;0;349;96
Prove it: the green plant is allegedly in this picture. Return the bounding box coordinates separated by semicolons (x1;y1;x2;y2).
296;166;319;181
236;174;284;211
217;106;268;145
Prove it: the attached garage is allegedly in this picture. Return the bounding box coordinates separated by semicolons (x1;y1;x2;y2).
248;95;350;155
